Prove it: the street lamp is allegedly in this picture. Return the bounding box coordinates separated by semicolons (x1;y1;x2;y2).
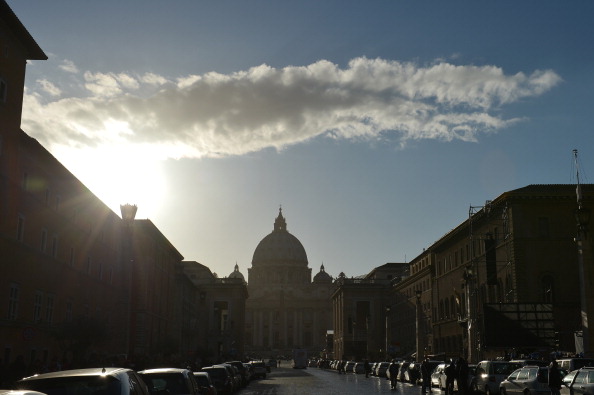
576;205;591;356
385;306;391;360
416;290;422;361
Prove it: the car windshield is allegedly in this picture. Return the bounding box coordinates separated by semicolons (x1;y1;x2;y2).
139;373;188;395
203;369;226;379
193;376;210;387
17;375;121;395
494;363;522;375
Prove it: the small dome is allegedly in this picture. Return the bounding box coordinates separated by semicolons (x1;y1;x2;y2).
313;264;332;283
229;263;246;282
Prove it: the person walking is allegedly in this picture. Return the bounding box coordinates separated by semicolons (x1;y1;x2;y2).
456;356;469;395
445;360;456;395
548;360;562;395
364;359;371;378
421;358;433;394
389;360;399;390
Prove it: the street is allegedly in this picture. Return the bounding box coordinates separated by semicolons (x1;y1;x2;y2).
239;367;432;395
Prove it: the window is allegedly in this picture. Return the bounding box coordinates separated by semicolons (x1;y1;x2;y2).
40;229;47;252
16;214;25;242
538;217;550;238
0;78;7;103
34;291;43;322
51;235;58;258
45;295;54;324
542;275;554;303
8;283;19;320
65;300;73;322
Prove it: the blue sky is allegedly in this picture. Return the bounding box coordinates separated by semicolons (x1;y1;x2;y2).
8;1;594;279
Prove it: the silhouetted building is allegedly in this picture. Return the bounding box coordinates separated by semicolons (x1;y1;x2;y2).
243;208;334;358
180;261;248;363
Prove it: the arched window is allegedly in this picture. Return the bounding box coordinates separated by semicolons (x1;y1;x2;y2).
541;275;555;303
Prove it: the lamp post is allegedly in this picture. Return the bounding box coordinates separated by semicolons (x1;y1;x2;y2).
385;306;391;360
464;265;477;363
416;289;422;361
574;149;592;357
576;205;591;356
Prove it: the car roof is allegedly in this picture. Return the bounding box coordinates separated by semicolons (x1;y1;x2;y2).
0;391;49;395
138;368;189;374
193;372;209;377
19;367;132;381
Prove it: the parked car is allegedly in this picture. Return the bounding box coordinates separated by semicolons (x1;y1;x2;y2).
398;362;411;382
215;365;240;392
354;362;366;374
378;362;391;378
192;372;217;395
345;361;356;373
509;360;549;367
16;367;149;395
200;366;233;395
473;360;523;395
500;365;566;395
560;367;594;395
137;368;200;395
418;361;441;386
431;363;448;389
0;391;50;395
406;362;422;384
224;361;249;388
249;361;267;379
557;358;594;372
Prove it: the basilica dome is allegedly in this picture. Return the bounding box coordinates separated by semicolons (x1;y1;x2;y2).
251;208;308;267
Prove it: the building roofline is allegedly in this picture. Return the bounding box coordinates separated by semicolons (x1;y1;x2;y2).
1;0;47;60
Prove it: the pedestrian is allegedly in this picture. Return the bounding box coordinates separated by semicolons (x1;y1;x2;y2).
421;358;433;393
548;360;562;395
364;359;371;378
389;360;399;390
456;356;469;395
445;360;456;395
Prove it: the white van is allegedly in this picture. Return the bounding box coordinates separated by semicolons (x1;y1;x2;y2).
557;358;594;372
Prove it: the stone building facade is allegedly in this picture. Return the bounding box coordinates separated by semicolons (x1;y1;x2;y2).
243;209;334;358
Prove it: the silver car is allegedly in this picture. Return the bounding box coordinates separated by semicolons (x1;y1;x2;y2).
16;367;149;395
500;366;563;395
474;361;523;395
560;367;594;395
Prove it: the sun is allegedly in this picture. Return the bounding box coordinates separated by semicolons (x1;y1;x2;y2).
55;144;167;218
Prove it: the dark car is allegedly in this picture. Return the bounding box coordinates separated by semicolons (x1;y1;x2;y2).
137;368;199;395
225;361;249;387
16;367;149;395
398;362;411;382
249;361;267;379
192;372;216;395
200;366;233;395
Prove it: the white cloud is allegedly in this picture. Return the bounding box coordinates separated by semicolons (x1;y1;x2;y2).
21;57;561;159
37;79;62;97
59;59;79;74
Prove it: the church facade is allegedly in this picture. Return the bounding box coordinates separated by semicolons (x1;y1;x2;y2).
241;209;334;359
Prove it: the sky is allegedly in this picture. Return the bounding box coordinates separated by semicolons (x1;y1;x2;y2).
7;1;594;279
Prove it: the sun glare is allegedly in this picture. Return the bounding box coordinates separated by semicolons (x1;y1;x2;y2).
55;145;167;218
